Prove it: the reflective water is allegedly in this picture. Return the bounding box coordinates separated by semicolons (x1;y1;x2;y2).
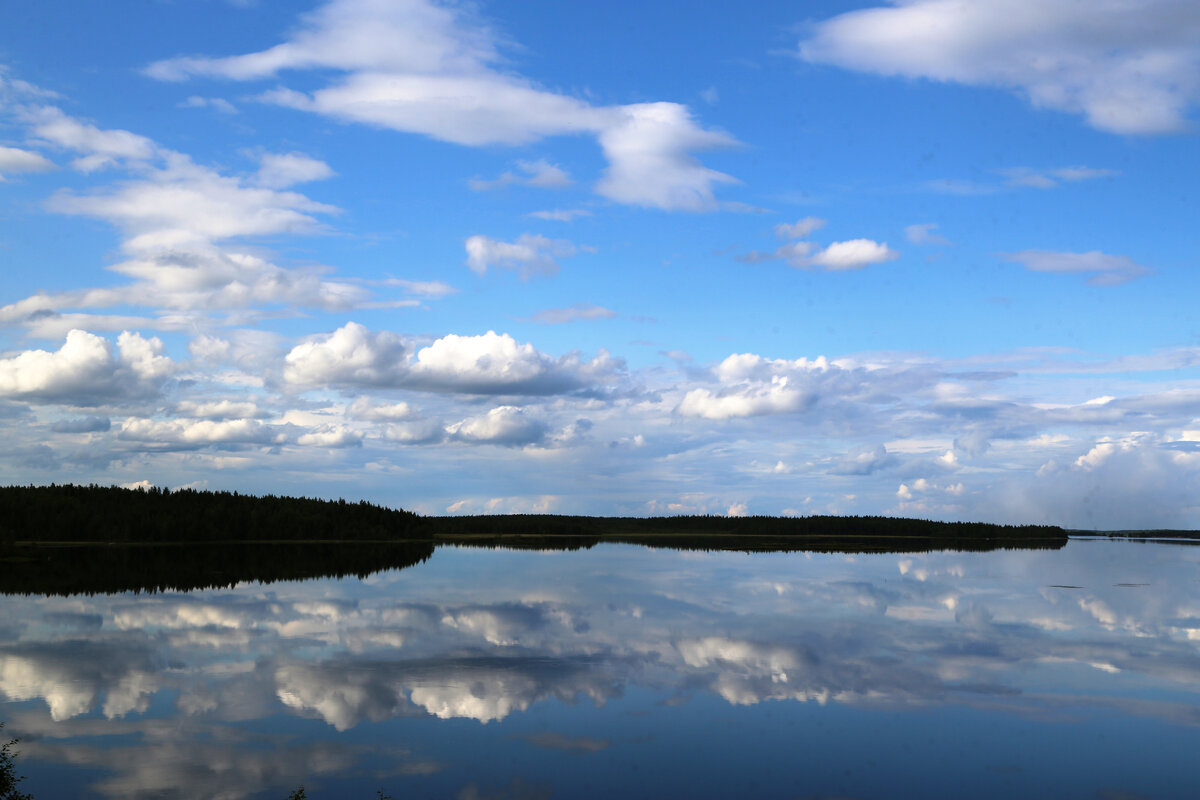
2;539;1199;799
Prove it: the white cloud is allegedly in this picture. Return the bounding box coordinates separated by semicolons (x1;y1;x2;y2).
117;331;174;381
297;425;362;448
188;335;232;363
677;376;813;420
49;153;337;250
382;279;458;298
408;330;614;394
924;178;997;196
260;74;604;146
179;95;238;114
118;417;280;445
1048;166;1122;182
464;234;576;278
808;239;899;270
0;145;55;177
595;102;737;212
832;444;894;476
175;400;262;419
0;329;174;404
905;223;950;246
524;304;616;325
283;322;409;387
526;208;593;222
283;323;621;395
447;405;545;446
347;397;413;421
383;419;445;444
998;165;1120;189
1002;250;1150;286
799;0;1200;135
145;0;738;211
774;217;826;240
1075;441;1119;470
0;114;369;328
254;152;336;189
145;0;502;82
23;105;157;171
469;159;572;191
987;435;1200;529
739;227;896;271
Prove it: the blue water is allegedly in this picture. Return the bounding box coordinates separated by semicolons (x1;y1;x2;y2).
2;539;1199;799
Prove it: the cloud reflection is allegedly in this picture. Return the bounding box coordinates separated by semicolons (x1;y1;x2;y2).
1;541;1199;796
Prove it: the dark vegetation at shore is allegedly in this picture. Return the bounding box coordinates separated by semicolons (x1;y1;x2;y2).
0;724;31;800
0;484;1066;544
0;541;435;596
0;484;1071;595
0;484;422;543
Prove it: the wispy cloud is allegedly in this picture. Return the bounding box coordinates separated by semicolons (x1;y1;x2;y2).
1001;250;1151;286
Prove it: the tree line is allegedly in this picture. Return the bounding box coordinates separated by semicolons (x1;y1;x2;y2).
0;484;1071;596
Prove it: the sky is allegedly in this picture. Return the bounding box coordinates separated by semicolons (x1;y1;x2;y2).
1;0;1199;528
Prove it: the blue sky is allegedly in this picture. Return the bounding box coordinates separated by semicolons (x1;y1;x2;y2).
2;0;1199;527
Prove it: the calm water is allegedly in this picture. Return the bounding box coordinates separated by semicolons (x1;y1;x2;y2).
2;539;1199;799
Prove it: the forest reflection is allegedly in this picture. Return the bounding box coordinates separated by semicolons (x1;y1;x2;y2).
0;535;1066;596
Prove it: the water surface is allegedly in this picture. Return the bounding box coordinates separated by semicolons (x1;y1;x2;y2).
2;539;1198;799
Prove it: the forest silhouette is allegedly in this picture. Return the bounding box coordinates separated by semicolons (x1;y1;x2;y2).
0;484;1070;595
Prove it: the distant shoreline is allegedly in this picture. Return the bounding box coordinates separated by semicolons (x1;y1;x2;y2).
11;484;1192;596
0;483;1069;544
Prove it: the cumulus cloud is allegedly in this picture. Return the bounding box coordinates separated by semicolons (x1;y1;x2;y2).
296;425;362;448
1002;250;1150;286
408;330;617;395
799;0;1200;135
677;375;814;420
808;239;899;270
175;400;263;419
990;435;1200;529
737;224;897;271
284;323;621;395
283;322;409;387
118;417;281;446
447;406;546;446
0;329;174;404
677;354;838;420
464;234;577;278
145;0;737;211
347;397;413;421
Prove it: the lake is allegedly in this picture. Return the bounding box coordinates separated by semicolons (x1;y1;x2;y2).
2;538;1198;799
